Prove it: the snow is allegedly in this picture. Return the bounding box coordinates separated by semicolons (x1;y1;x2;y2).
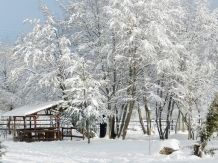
1;100;63;117
1;131;218;163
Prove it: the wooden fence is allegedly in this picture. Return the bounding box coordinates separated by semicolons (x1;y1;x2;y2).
0;118;184;139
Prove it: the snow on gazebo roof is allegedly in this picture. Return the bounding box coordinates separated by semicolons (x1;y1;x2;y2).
1;100;63;117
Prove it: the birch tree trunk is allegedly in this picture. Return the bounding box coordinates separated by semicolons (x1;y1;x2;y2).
138;104;146;134
165;96;172;139
155;82;165;139
117;104;128;138
122;100;135;140
188;113;194;140
122;61;137;140
143;97;151;135
175;111;181;134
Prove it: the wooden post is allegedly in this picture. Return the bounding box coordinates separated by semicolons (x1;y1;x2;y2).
70;127;72;140
34;116;36;140
82;128;85;140
61;127;63;140
56;117;60;140
23;117;26;141
13;117;16;138
29;117;31;129
23;117;26;129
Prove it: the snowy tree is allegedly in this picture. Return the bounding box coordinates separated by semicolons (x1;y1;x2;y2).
172;0;218;139
6;0;218;141
195;93;218;157
11;1;76;104
145;0;218;140
60;60;106;143
105;0;186;139
59;0;119;138
0;41;18;112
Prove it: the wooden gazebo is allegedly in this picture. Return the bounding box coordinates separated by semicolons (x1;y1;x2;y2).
1;100;63;142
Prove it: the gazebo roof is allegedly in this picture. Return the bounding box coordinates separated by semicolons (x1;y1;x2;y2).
1;100;63;117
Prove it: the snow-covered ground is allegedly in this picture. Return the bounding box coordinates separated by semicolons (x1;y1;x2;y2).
1;131;218;163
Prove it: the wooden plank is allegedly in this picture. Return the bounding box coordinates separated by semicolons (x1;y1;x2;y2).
21;130;58;133
62;135;84;138
29;114;55;117
62;127;77;129
24;138;60;142
61;127;85;140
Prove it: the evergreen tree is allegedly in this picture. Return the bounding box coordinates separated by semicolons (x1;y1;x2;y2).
196;93;218;157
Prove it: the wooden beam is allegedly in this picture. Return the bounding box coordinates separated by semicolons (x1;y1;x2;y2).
28;114;55;117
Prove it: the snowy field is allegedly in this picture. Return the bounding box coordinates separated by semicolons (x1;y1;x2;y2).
1;130;218;163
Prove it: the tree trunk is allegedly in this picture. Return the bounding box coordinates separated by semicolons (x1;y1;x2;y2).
165;96;172;139
158;110;164;139
155;81;165;139
109;116;116;139
122;100;135;140
107;101;112;139
116;105;120;135
143;97;151;135
175;111;181;134
86;120;90;144
188;113;194;140
108;116;112;138
117;104;128;138
121;48;137;140
138;104;146;134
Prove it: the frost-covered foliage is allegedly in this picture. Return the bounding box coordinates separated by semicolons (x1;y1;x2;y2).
105;0;178;139
171;0;218;139
59;61;107;143
0;42;19;111
11;1;77;104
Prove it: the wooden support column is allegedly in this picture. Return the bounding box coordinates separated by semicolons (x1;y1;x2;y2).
29;117;32;129
70;128;72;140
34;116;36;140
24;117;26;138
23;117;26;129
56;116;60;140
13;117;16;137
23;117;26;141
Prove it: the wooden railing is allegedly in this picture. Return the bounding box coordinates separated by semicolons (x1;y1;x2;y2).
16;127;61;142
61;127;84;140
